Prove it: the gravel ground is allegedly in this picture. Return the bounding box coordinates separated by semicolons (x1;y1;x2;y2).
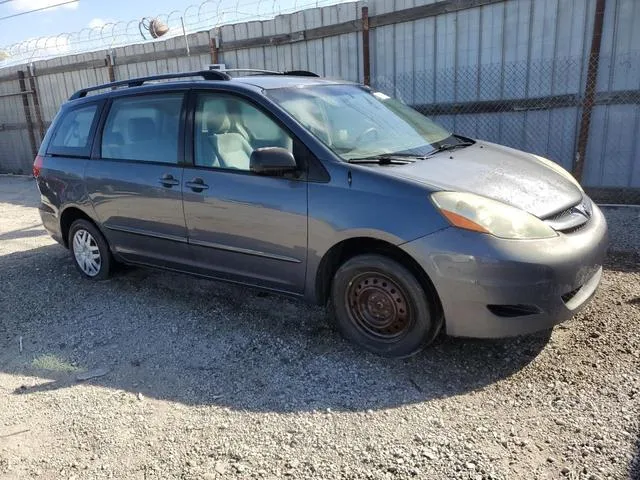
0;175;638;480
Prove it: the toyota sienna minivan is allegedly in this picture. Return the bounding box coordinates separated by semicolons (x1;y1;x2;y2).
35;69;608;357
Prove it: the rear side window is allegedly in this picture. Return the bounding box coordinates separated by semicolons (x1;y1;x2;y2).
48;104;98;157
101;93;184;164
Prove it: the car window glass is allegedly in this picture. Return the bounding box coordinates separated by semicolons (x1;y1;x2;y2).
49;105;98;153
194;94;292;170
268;85;451;160
101;93;183;163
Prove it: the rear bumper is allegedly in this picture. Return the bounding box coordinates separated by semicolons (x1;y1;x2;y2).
401;202;608;338
39;204;63;245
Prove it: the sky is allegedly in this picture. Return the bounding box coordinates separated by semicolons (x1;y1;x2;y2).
1;0;189;46
1;0;329;52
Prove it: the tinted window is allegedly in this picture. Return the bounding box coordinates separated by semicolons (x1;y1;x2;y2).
48;104;98;157
194;93;292;170
101;93;183;164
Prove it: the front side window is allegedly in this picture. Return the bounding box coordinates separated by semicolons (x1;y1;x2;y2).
48;104;98;157
101;93;183;164
194;93;293;171
267;85;452;160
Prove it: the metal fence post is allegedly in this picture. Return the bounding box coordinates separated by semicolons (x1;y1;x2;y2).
209;33;219;65
27;65;45;142
362;6;370;86
106;53;116;83
17;70;38;159
573;0;607;182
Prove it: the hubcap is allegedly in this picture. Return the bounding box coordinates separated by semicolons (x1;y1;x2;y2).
72;229;101;277
345;272;411;340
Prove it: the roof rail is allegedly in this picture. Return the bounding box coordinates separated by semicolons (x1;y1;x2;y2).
283;70;320;77
221;68;281;75
69;70;231;100
221;68;320;78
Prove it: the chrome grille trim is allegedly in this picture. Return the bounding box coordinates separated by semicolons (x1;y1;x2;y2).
543;197;592;233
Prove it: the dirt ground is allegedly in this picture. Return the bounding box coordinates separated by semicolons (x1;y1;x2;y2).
0;175;638;480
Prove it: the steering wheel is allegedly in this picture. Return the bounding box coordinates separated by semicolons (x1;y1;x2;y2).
354;126;380;144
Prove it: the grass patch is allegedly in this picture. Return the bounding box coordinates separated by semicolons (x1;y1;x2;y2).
31;354;78;373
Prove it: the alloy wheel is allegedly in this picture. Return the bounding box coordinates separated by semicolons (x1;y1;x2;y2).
72;229;102;277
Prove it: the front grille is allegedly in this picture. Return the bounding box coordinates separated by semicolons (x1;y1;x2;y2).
561;285;582;303
560;223;588;235
543;198;592;234
546;207;573;221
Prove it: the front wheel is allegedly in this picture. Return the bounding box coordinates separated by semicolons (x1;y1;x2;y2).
331;254;441;358
68;219;112;281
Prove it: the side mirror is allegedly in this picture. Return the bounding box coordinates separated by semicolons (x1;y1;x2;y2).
250;147;297;175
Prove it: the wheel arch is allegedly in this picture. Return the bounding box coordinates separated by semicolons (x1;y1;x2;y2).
59;206;100;248
314;237;442;317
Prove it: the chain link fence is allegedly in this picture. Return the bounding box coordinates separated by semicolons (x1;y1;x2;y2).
1;0;639;203
373;52;640;204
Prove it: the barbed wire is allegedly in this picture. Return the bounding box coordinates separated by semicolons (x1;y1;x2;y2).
0;0;349;66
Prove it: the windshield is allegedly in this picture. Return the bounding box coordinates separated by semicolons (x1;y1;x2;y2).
267;84;452;160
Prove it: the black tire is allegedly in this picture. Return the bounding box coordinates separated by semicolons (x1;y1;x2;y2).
331;254;440;358
68;219;112;281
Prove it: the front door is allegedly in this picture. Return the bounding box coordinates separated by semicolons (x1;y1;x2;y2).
182;91;308;293
85;91;189;267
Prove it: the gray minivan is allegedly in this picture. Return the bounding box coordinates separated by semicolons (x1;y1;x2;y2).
35;70;608;357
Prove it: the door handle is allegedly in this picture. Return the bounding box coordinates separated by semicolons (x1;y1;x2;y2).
159;174;180;188
185;178;209;192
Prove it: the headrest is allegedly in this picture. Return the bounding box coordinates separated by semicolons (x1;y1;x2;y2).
128;117;156;142
206;114;231;134
104;131;124;145
203;99;232;134
285;99;323;130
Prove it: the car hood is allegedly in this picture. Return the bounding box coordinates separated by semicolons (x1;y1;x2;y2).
383;141;583;218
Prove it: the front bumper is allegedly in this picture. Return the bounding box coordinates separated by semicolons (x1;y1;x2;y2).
401;202;608;338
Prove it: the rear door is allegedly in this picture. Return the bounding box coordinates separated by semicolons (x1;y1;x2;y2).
181;90;308;293
85;91;189;267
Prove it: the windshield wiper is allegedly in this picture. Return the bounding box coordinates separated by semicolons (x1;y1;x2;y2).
425;138;475;157
346;153;419;165
347;137;475;164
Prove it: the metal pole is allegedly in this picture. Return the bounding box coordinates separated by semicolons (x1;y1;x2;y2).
181;17;191;56
209;34;219;65
106;53;116;83
573;0;607;182
362;6;370;86
27;64;45;142
17;70;38;159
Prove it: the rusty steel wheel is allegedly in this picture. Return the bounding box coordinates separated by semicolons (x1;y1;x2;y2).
345;272;413;341
331;254;441;358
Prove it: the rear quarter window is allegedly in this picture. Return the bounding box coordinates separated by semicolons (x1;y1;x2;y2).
48;104;100;158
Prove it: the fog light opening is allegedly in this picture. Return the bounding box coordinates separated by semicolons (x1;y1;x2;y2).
487;304;542;318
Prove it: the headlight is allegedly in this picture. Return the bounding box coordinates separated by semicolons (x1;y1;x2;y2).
431;192;557;239
533;155;583;192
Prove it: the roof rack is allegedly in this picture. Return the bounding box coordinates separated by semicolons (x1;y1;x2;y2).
217;68;320;77
220;68;280;75
69;68;320;100
69;70;231;100
283;70;320;77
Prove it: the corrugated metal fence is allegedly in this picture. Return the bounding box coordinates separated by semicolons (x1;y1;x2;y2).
0;0;638;201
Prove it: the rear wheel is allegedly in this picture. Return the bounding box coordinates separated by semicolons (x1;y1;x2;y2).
68;219;112;280
331;254;440;358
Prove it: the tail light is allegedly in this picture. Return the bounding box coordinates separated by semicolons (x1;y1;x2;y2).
33;155;44;178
